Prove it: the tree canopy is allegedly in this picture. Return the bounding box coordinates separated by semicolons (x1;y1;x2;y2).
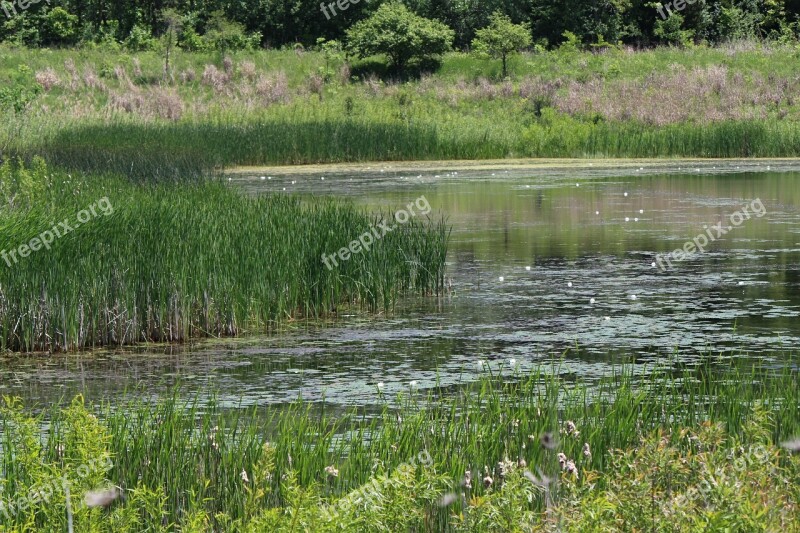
472;11;532;78
1;0;799;52
345;2;454;71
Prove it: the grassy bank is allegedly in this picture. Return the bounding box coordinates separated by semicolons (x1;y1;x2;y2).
0;159;448;352
3;45;800;177
0;358;798;531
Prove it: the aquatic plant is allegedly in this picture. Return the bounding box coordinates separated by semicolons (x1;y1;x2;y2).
0;160;448;352
1;357;797;530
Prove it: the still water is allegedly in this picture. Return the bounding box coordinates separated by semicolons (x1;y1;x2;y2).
3;160;799;409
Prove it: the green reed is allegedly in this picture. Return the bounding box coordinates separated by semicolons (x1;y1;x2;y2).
0;356;797;530
0;160;448;352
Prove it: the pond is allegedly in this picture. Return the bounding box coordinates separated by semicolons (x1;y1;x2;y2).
3;160;799;410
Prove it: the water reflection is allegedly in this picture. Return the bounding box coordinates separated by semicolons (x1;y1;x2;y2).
3;161;799;408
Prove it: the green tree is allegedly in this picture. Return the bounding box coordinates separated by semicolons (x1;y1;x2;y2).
345;1;454;72
472;11;531;78
204;10;261;52
42;7;80;46
654;13;695;46
160;8;182;79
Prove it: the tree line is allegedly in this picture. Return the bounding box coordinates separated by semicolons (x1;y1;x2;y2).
1;0;799;51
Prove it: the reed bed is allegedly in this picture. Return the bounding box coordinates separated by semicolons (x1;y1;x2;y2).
0;160;448;352
0;358;797;530
6;45;800;178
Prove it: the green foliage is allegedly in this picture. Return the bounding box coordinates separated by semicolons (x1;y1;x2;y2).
0;161;448;352
1;359;798;530
345;2;455;71
718;4;762;41
124;24;158;52
654;13;695;46
41;7;79;46
0;84;40;114
317;38;344;82
203;10;261;52
558;30;583;52
0;0;797;50
471;11;532;78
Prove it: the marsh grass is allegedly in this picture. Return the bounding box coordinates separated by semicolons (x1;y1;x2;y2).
0;160;448;352
1;357;797;530
6;45;800;177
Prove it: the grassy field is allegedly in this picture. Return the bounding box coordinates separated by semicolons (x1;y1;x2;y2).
0;159;448;352
2;43;800;178
0;358;798;531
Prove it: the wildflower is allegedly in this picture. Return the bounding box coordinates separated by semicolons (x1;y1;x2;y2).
84;488;120;508
376;382;384;390
583;442;592;460
476;360;486;370
241;469;249;483
498;457;515;479
563;420;580;438
324;465;339;478
483;471;493;488
463;470;472;489
557;452;568;469
509;358;516;366
517;457;527;468
565;460;579;479
409;380;418;387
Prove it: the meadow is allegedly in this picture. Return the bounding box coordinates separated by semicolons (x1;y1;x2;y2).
3;43;800;179
0;159;448;352
0;358;798;531
2;41;800;532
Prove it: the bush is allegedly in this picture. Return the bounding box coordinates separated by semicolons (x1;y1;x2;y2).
654;13;695;47
203;10;261;52
41;7;79;46
123;24;157;52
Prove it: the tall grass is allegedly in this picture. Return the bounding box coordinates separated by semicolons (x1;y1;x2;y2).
6;45;800;177
0;357;797;530
0;160;448;352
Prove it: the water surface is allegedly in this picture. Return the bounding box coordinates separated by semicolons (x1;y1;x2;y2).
3;160;799;409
